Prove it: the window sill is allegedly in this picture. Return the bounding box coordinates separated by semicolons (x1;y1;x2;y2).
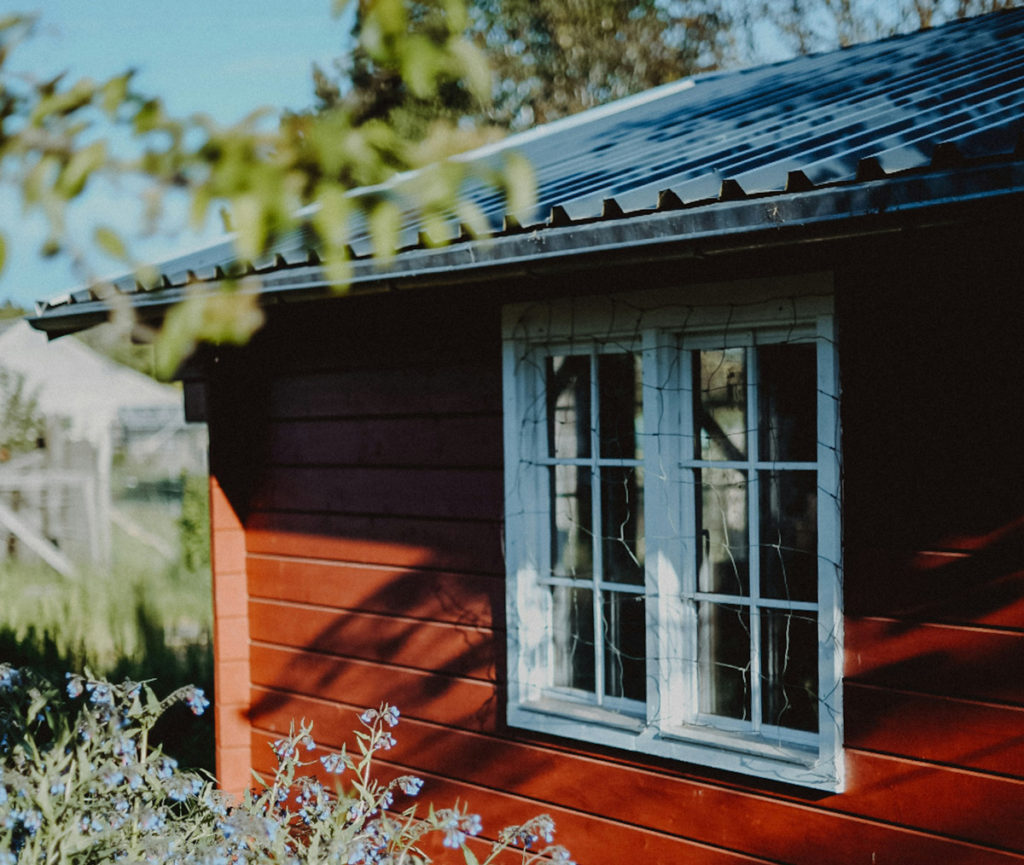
510;701;842;792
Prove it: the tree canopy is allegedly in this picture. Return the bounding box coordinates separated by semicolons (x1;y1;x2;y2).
315;0;734;131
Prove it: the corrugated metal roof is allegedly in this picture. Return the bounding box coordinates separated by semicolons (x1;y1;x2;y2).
31;7;1024;331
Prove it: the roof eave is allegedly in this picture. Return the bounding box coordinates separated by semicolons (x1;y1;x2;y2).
27;158;1024;337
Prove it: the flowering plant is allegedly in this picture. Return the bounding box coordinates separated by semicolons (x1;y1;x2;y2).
0;665;572;864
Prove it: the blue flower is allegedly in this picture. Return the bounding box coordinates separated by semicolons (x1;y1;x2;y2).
166;777;193;802
65;673;84;699
19;810;42;835
185;687;210;716
443;826;466;849
0;666;20;691
397;776;423;796
155;757;178;780
373;732;396;751
139;808;164;832
101;768;125;788
382;706;400;727
86;681;113;706
319;752;346;774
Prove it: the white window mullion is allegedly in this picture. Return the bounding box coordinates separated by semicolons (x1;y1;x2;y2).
677;343;701;725
589;349;606;707
646;330;685;729
747;345;763;733
815;315;844;789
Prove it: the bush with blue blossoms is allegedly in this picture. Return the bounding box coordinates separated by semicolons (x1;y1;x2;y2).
0;664;572;864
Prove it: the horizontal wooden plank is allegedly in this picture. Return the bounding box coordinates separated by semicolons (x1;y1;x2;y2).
267;365;501;419
845;616;1024;706
834;749;1024;851
245;512;505;574
249;644;499;731
249;599;498;680
265;415;503;468
249;729;774;865
845;544;1024;629
251;691;1024;865
248;556;502;628
250;467;503;520
253;288;502;372
846;682;1024;777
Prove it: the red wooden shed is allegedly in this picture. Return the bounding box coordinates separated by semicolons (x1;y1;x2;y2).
33;10;1024;863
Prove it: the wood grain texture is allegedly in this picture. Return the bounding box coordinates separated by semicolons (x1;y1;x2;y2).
249;598;498;680
845;682;1024;777
249;466;504;520
250;693;1024;865
245;513;505;574
264;415;502;468
247;556;501;628
845;617;1024;706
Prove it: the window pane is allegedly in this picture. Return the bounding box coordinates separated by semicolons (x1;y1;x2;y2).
695;348;747;461
697;468;749;595
698;602;751;722
603;591;646;702
551;466;592;577
599;352;643;459
601;467;645;585
760;471;818;601
552;586;595;693
758;343;816;462
760;609;818;733
547;355;591;459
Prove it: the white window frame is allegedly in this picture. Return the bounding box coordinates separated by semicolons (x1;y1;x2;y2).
502;274;843;791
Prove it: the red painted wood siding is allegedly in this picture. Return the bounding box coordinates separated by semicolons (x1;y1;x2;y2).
205;238;1024;863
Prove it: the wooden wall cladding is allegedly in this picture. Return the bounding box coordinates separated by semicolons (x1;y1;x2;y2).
208;237;1024;863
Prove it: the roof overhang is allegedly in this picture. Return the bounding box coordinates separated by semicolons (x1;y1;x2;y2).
28;156;1024;338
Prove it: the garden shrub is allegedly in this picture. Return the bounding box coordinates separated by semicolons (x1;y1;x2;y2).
0;665;572;864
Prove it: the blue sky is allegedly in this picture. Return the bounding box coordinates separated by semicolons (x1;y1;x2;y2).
0;0;353;308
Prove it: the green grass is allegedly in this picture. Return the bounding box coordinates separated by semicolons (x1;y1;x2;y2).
0;498;215;770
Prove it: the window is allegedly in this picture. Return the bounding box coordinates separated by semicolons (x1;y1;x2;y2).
502;277;842;790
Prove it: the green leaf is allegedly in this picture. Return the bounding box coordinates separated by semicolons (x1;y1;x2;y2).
451;40;491;102
93;225;127;260
462;846;480;865
402;35;440;100
100;72;132;118
57;140;107;199
442;0;468;33
368;198;402;263
455;199;489;239
503;152;536;222
372;0;406;37
324;249;353;290
232;194;266;261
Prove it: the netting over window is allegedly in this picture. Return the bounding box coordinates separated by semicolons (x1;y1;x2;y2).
502;276;843;790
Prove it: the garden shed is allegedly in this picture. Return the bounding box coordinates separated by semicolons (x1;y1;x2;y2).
31;9;1024;863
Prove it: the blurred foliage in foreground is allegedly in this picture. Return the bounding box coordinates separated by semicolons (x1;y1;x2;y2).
0;0;535;378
